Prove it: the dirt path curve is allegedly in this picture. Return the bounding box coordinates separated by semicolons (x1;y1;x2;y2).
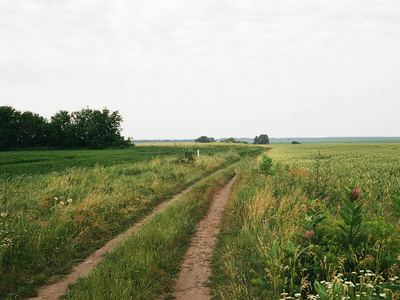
28;186;193;300
171;176;236;300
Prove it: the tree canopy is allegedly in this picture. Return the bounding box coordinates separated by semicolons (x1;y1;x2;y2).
253;134;270;145
195;136;215;143
0;106;130;150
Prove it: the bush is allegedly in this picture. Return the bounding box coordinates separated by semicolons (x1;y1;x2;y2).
176;148;195;164
259;154;273;175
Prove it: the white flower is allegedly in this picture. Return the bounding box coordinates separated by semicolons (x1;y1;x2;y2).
67;198;73;203
345;281;355;287
0;212;7;218
60;201;65;205
54;197;58;201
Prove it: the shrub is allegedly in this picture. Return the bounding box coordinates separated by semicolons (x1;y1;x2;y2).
259;154;273;175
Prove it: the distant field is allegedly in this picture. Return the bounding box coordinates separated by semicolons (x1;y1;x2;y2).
270;137;400;144
0;144;261;177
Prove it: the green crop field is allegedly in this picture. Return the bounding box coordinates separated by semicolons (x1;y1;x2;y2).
0;144;259;177
211;143;400;299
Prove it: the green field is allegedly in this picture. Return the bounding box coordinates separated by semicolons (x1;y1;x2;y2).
2;143;400;299
211;143;400;299
0;144;259;177
0;144;262;299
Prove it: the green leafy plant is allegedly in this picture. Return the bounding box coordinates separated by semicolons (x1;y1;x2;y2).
259;154;273;175
339;180;369;247
177;148;195;164
299;200;326;245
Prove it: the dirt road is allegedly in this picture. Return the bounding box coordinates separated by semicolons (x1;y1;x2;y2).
172;177;236;300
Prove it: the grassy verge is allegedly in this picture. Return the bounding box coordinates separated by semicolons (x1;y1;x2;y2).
0;151;240;299
64;165;236;299
210;146;400;299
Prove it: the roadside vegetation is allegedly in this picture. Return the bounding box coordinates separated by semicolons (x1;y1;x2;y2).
211;144;400;299
0;144;260;299
64;165;236;299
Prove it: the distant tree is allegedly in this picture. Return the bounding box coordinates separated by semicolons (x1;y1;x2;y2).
195;136;215;143
17;111;48;148
254;134;269;145
0;106;128;150
0;106;48;149
0;106;20;150
48;110;73;148
68;108;126;149
220;137;244;143
292;141;301;144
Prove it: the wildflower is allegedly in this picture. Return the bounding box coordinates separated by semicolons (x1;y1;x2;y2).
350;187;360;201
60;201;65;205
306;204;312;211
0;212;7;218
54;197;58;201
301;230;315;243
67;198;73;204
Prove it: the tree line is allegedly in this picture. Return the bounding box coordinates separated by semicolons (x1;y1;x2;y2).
0;106;130;151
195;134;269;144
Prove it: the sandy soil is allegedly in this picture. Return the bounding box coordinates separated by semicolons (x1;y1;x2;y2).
28;186;193;300
171;177;236;300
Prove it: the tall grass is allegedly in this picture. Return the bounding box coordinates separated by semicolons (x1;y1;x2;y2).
64;165;236;299
0;152;238;299
211;145;400;299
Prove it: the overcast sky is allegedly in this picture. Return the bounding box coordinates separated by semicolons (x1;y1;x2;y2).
1;0;399;140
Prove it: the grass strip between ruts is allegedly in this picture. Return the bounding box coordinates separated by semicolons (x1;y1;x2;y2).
63;164;236;299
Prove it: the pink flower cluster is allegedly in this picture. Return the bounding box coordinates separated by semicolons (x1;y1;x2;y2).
301;230;315;243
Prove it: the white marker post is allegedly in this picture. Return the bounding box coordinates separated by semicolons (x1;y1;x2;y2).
197;149;200;158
